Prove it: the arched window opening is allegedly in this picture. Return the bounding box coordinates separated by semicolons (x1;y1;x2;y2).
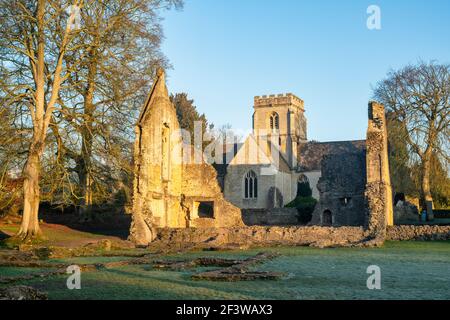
244;170;258;199
269;112;279;131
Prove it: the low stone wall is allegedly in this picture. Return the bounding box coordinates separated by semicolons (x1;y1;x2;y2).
387;225;450;241
242;208;300;226
150;225;450;250
155;226;368;249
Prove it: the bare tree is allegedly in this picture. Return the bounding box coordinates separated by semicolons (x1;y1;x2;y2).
0;107;22;216
374;62;450;209
56;0;182;217
1;0;183;234
386;112;415;196
0;0;81;240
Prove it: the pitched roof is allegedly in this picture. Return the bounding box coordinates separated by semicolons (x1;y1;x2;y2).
297;140;366;171
228;134;292;173
217;143;244;165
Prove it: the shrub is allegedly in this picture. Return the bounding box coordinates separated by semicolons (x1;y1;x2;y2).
286;196;317;224
297;181;312;197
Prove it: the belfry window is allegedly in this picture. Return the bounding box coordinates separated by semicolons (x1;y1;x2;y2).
244;170;258;199
269;112;279;131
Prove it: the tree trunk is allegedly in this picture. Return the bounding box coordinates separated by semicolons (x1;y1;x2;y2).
422;160;433;202
15;0;73;240
421;152;434;219
79;49;97;217
78;155;93;219
17;146;42;240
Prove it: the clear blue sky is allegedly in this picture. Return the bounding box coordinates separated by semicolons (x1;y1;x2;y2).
160;0;450;142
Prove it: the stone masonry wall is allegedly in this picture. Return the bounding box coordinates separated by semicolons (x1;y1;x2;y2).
131;69;184;246
182;164;243;228
310;152;367;226
155;226;368;249
242;208;300;226
365;101;394;237
151;225;450;251
386;225;450;241
130;69;244;246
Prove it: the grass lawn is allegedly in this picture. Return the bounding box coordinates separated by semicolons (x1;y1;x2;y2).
2;241;449;300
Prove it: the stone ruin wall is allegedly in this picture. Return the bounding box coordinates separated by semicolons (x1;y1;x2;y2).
364;101;394;241
130;70;243;246
241;208;299;226
154;226;368;249
181;163;243;228
386;225;450;241
306;102;394;245
151;224;450;250
130;71;184;246
310;152;367;227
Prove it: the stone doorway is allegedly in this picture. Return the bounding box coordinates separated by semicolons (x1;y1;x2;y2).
322;210;332;226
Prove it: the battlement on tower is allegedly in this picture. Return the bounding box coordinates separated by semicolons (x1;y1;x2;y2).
254;93;304;110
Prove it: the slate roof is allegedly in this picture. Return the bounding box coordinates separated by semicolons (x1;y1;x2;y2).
297;140;366;171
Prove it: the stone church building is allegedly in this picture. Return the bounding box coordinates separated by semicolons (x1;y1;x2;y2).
130;69;393;245
221;93;381;228
223;93;307;210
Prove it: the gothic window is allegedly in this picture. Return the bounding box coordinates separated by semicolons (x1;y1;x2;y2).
244;170;258;199
269;112;279;131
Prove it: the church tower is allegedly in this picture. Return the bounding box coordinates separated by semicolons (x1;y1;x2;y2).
252;93;307;168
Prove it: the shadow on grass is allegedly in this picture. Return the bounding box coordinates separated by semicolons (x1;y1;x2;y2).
86;267;254;300
39;205;132;240
0;230;12;248
0;230;10;241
